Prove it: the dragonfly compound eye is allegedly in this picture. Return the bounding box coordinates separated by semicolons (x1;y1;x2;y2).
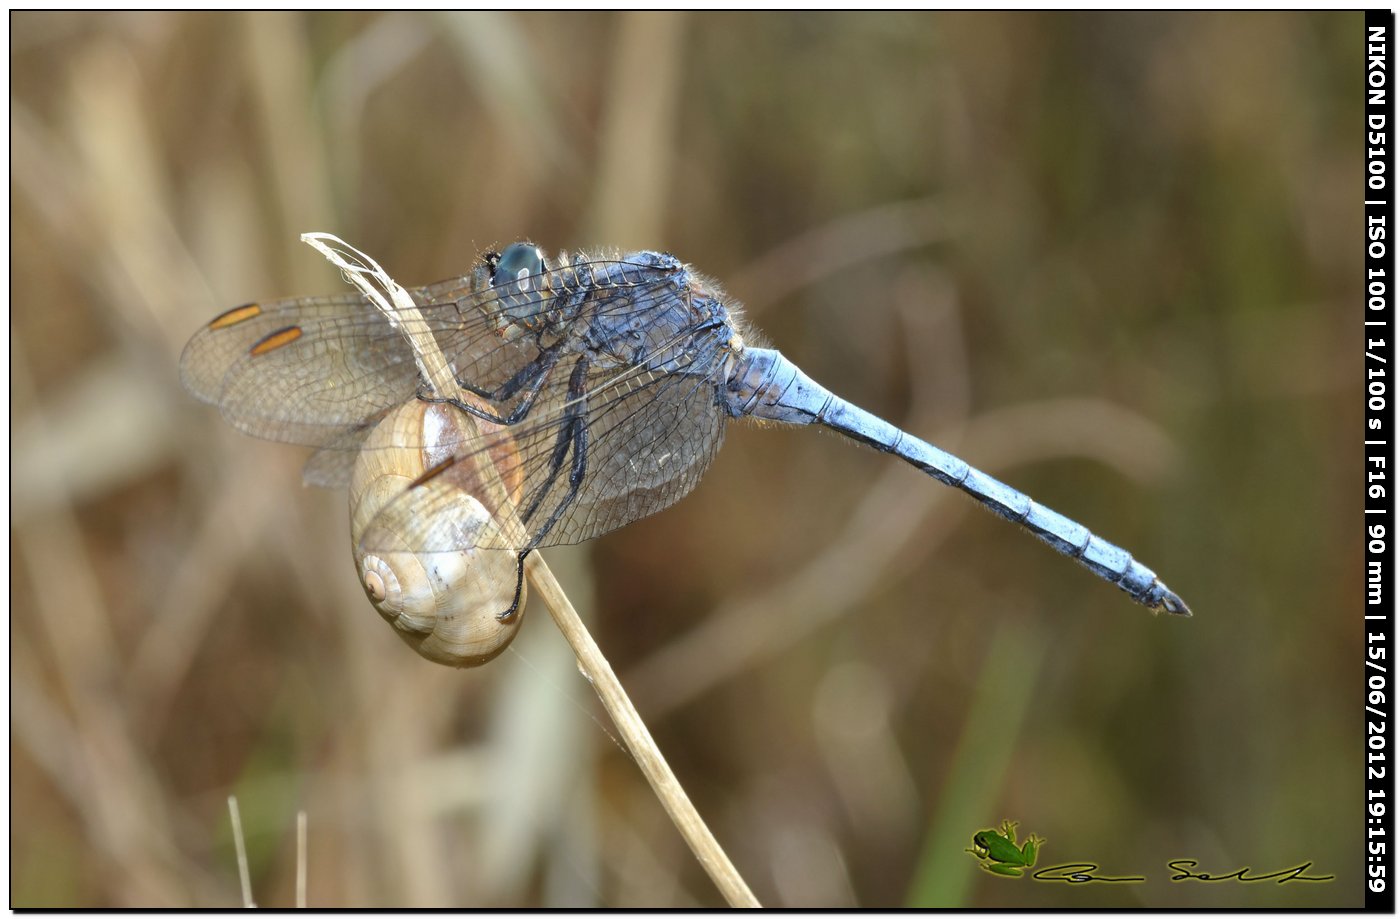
491;242;545;291
488;242;548;331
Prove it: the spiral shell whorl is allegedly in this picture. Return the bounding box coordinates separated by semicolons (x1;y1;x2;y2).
349;400;524;667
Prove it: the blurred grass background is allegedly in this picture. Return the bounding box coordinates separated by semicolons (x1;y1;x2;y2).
10;11;1362;907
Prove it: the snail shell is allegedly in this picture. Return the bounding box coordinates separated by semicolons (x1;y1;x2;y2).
349;399;526;667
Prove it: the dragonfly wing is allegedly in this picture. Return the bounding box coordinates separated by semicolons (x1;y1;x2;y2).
520;356;727;547
358;284;731;555
180;291;422;447
178;273;535;443
302;446;360;489
300;416;392;487
512;269;731;547
180;255;671;452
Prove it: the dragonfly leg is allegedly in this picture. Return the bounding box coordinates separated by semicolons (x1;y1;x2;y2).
420;343;565;425
518;356;591;532
497;358;591;622
457;344;564;413
497;550;531;622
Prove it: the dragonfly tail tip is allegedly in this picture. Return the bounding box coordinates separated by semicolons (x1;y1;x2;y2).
1153;584;1192;617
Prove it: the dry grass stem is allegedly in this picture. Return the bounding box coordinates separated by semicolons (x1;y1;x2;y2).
526;554;760;908
227;796;254;908
297;810;307;908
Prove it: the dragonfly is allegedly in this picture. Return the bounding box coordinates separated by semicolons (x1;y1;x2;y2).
181;241;1190;621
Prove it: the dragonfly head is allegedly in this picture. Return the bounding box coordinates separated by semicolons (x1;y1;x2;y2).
484;241;549;340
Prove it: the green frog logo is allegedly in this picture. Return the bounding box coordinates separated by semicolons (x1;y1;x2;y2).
966;820;1045;877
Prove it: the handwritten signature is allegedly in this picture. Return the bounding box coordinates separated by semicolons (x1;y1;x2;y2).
1025;860;1333;885
1165;860;1335;884
1031;864;1145;884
